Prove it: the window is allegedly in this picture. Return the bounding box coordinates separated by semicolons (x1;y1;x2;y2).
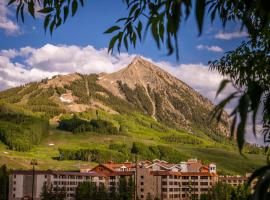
141;182;144;186
201;188;209;192
13;188;16;191
141;175;144;179
13;181;16;185
182;182;189;185
201;176;208;180
200;182;208;186
141;195;144;199
191;176;198;179
14;175;16;178
162;181;167;185
141;188;144;192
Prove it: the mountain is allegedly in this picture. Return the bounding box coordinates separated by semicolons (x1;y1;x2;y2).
0;57;265;174
0;57;229;136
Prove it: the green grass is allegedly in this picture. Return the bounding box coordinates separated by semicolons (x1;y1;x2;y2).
0;110;267;175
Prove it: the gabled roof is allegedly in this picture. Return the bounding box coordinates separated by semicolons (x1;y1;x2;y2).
104;162;136;170
146;162;180;170
90;164;115;173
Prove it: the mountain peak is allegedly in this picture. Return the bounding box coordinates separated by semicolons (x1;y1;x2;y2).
128;56;156;70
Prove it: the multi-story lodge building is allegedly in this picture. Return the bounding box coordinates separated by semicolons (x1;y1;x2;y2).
218;175;248;187
9;159;218;200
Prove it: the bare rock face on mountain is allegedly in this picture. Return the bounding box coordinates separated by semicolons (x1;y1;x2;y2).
98;57;230;135
0;57;230;136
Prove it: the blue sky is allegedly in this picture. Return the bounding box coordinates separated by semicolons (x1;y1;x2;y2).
0;0;246;64
1;1;261;144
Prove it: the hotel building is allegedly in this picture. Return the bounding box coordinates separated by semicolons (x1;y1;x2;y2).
9;159;218;200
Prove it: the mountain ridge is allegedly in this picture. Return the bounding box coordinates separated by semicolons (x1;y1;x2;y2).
0;57;230;136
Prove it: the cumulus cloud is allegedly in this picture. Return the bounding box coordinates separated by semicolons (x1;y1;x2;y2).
196;44;223;53
0;44;136;91
0;2;19;35
214;31;248;40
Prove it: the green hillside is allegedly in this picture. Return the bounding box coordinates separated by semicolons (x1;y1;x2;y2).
0;59;266;175
0;107;266;175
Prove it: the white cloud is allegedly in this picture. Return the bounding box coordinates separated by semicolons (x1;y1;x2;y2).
0;44;135;91
214;31;248;40
0;2;19;35
196;44;223;53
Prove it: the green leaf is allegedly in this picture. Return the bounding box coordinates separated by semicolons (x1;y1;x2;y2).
195;0;206;35
151;18;160;48
72;0;78;16
38;7;54;14
211;91;238;121
136;21;142;41
20;4;25;23
124;35;129;51
129;3;139;17
230;116;237;139
216;79;230;98
104;26;121;34
44;14;51;32
108;34;119;53
159;22;164;42
117;31;123;52
237;94;249;153
28;0;35;18
63;6;69;23
16;3;22;21
50;19;56;35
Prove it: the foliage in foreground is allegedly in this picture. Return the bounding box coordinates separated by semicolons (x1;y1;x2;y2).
75;177;134;200
40;183;67;200
0;165;9;200
200;182;252;200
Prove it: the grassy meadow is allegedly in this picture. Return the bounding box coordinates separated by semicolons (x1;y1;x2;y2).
0;109;266;175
